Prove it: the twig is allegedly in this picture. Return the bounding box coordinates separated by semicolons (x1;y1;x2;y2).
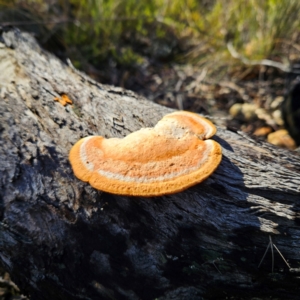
270;235;274;273
202;258;222;274
258;235;291;272
227;41;293;73
212;260;222;274
273;243;291;269
258;239;271;269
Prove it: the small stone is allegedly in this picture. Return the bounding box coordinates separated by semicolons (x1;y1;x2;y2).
229;103;257;121
272;109;284;126
270;96;284;109
267;129;296;149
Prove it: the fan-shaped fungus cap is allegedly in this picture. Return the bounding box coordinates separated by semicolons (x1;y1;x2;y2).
69;111;222;196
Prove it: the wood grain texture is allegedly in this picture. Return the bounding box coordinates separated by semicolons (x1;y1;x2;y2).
0;28;300;299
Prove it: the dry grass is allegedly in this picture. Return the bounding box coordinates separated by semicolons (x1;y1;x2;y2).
1;0;300;80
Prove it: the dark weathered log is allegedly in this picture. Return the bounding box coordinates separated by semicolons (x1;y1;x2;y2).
0;28;300;300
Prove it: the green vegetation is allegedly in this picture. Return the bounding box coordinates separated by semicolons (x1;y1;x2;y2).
1;0;300;80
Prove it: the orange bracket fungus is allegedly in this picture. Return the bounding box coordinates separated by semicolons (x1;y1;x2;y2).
69;111;222;196
54;94;73;106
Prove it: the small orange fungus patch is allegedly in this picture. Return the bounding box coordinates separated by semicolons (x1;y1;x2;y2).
69;111;222;196
253;126;272;137
54;94;73;106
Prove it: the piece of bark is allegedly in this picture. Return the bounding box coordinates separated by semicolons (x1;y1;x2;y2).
0;28;300;300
